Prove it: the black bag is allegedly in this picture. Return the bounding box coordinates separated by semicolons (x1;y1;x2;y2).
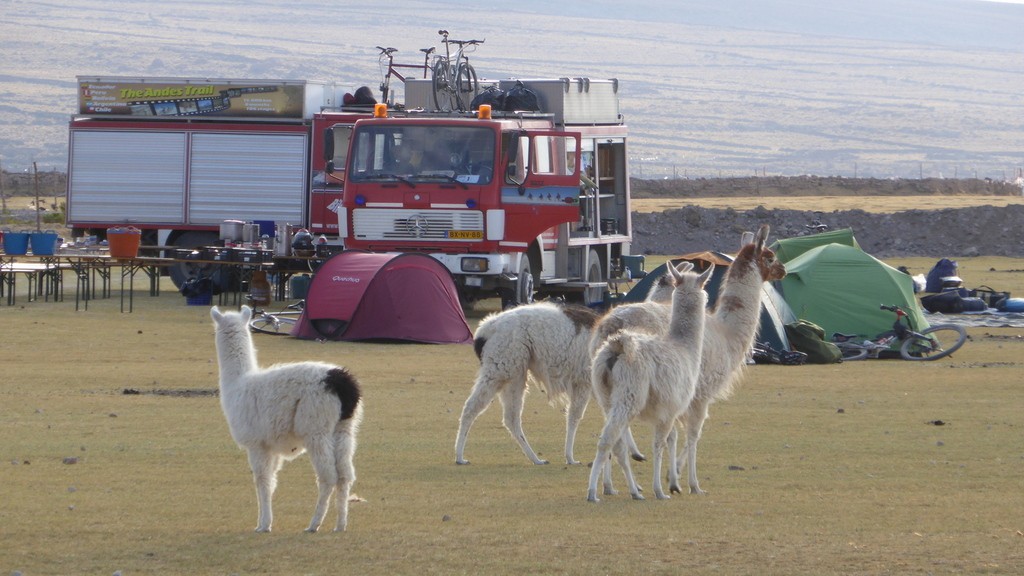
968;285;1010;309
470;85;505;111
784;320;842;364
920;290;969;313
502;80;540;112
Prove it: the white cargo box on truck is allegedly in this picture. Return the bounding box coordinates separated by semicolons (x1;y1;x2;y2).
404;77;620;125
497;78;620;125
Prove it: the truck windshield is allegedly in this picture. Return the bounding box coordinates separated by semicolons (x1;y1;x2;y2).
349;125;495;185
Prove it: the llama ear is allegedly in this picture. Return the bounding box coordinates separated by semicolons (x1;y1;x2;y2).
755;224;770;251
210;306;222;322
697;264;715;286
740;231;754;248
667;261;683;282
240;305;253;322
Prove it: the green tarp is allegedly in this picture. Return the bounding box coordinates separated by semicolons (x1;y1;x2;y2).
770;228;860;263
775;243;929;340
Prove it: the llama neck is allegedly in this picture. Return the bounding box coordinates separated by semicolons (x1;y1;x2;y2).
668;290;707;347
215;324;259;383
715;258;764;330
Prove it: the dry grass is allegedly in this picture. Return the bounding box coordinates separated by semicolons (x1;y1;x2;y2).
2;257;1024;575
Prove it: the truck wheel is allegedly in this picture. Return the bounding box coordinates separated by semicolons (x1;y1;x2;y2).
583;250;604;307
168;231;219;289
506;258;534;309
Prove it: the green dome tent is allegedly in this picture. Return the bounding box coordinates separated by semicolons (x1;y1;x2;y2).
775;243;929;340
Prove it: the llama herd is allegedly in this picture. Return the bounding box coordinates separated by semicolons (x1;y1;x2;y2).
456;224;786;501
209;224;783;532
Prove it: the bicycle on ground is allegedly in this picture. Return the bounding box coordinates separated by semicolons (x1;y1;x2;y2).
377;45;434;106
248;300;305;335
831;304;967;361
431;29;483;112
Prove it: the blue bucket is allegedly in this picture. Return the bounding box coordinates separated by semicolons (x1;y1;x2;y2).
30;231;59;256
3;231;30;255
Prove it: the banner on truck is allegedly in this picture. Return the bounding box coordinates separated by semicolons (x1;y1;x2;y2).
77;78;308;119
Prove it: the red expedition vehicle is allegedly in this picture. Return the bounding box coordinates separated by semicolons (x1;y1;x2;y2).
66;75;635;305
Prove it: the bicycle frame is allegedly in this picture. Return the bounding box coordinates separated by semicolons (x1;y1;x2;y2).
432;29;483;111
377;45;433;105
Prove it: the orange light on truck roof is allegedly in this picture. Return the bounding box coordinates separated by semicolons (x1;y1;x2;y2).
374;103;388;118
477;104;491;120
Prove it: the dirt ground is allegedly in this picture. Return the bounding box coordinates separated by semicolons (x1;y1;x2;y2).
629;176;1024;258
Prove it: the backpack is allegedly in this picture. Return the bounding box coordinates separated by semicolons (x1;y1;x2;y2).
502;80;540;112
784;320;843;364
925;258;959;293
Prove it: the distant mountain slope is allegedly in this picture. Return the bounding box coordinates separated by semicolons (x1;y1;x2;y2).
1;0;1022;179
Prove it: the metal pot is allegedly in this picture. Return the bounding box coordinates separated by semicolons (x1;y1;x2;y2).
241;222;261;244
274;223;293;256
220;220;245;241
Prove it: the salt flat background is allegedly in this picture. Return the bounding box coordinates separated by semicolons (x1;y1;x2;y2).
1;0;1023;179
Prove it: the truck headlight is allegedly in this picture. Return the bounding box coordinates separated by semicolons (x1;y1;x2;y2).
461;257;489;273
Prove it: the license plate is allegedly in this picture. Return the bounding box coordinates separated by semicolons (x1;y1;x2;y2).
447;230;483;239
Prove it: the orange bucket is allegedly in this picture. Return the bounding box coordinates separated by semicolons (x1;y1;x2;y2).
107;226;142;258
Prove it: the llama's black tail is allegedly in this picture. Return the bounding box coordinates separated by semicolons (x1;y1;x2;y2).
324;367;362;421
473;336;487;361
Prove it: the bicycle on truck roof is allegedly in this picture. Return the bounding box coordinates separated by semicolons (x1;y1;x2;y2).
377;45;435;107
831;304;967;361
431;29;484;112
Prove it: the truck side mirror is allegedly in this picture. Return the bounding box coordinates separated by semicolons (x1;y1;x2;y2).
323;127;335;162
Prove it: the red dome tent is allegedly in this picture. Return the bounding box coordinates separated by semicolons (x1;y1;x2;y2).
291;251;472;344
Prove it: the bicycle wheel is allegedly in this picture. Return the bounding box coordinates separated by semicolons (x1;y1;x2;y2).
431;60;456;111
899;324;967;361
453;62;478;111
839;346;869;361
249;314;298;336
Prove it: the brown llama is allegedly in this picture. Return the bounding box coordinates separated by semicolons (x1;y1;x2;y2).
671;224;786;494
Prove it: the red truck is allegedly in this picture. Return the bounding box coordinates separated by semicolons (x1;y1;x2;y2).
335;77;634;307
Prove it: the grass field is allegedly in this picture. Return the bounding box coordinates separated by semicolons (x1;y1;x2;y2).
2;256;1023;575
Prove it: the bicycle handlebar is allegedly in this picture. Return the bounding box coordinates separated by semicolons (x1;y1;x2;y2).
377;46;398;55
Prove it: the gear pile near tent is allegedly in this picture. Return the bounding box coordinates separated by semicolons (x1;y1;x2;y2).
620;251;796;352
290;251;472;344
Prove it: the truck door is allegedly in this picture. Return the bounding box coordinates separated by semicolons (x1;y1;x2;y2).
501;130;582;244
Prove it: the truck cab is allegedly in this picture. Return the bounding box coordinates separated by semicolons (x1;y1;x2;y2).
336;77;632;307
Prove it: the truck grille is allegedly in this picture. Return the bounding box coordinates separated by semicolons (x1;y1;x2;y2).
353;208;484;241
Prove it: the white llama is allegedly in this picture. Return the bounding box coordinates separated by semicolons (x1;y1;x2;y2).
587;264;685;494
210;305;363;533
587;262;713;502
671;224;786;495
455;301;600;465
